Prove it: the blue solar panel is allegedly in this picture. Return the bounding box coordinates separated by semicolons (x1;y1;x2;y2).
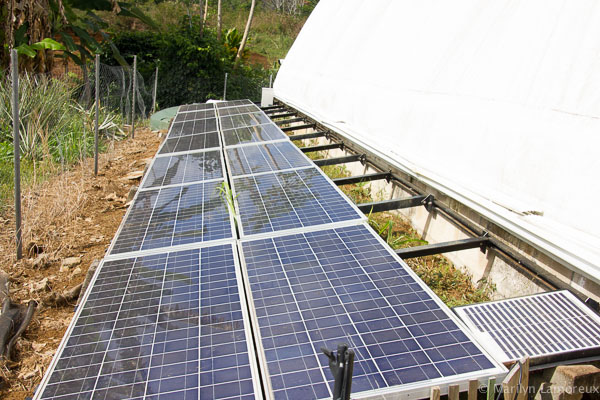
158;133;221;155
38;244;261;400
241;224;503;399
109;181;233;255
216;100;254;108
142;151;223;190
179;103;215;113
169;119;218;138
226;142;312;176
233;167;364;237
219;105;261;117
220;113;273;130
222;124;287;147
455;290;600;363
173;110;216;123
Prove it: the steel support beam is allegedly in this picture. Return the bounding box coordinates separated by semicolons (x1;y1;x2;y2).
281;123;315;132
357;195;427;213
288;131;327;141
300;143;343;153
313;154;364;167
333;172;392;186
262;105;284;111
395;237;490;259
276;117;305;126
270;112;297;119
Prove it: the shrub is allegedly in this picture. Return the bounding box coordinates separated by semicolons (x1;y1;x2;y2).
103;16;270;108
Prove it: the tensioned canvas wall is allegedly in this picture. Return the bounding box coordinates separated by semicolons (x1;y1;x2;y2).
274;0;600;283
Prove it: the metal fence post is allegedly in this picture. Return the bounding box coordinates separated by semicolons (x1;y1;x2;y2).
94;54;100;176
11;50;22;260
269;74;273;88
152;66;158;114
131;55;137;139
223;72;228;101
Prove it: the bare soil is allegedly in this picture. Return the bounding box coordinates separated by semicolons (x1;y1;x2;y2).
0;128;162;399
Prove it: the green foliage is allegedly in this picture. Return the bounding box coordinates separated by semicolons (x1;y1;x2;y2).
104;17;270;107
223;28;244;60
16;38;66;58
0;72;117;164
217;181;239;227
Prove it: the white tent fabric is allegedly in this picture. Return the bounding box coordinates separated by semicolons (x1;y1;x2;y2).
274;0;600;283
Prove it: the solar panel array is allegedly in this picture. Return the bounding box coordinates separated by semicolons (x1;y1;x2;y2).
454;290;600;363
36;100;505;400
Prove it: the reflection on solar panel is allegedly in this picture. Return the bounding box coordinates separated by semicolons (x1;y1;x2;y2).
159;132;221;155
220;113;273;130
241;224;502;400
179;103;215;112
226;142;312;176
217;99;254;108
168;119;218;137
222;124;287;147
109;181;233;255
219;105;261;117
174;110;216;123
38;244;261;400
454;290;600;363
142;150;223;190
233;167;364;237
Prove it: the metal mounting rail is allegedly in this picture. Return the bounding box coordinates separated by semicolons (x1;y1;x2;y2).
262;105;284;111
275;97;564;294
300;143;344;153
276;117;305;126
333;172;392;186
271;112;298;119
313;154;365;167
289;131;328;141
395;237;490;259
281;123;316;132
357;195;427;213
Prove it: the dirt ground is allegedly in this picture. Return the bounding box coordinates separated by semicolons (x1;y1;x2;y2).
0;128;163;399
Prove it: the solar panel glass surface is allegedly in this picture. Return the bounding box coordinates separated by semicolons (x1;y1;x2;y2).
241;224;502;399
455;290;600;362
226;142;312;176
109;181;233;255
158;133;221;155
233;167;363;237
38;244;260;400
142;151;223;190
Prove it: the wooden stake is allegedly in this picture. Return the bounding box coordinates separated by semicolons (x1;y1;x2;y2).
448;384;460;400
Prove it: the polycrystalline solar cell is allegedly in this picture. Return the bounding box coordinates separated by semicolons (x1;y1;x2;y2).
220;113;273;130
37;245;260;400
454;290;600;363
233;167;363;237
217;99;254;108
109;181;233;255
218;105;261;117
142;151;223;190
159;132;220;155
169;118;218;137
222;124;287;147
174;110;216;123
226;142;312;176
241;224;502;400
179;103;215;112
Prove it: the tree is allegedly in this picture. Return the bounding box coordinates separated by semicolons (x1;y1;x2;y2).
1;0;156;72
217;0;223;41
235;0;255;67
